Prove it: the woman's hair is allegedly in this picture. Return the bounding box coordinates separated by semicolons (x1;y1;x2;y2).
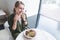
14;1;24;12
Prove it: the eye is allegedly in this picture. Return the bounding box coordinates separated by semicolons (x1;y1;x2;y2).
19;8;22;9
19;8;24;10
23;8;24;10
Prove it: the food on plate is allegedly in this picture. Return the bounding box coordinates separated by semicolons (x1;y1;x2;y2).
25;29;36;38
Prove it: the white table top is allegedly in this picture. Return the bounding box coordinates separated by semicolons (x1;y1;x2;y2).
16;28;56;40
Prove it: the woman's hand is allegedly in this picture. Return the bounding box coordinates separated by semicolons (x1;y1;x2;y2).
22;13;28;25
12;14;20;30
14;14;20;22
24;21;28;25
12;23;17;30
22;13;26;20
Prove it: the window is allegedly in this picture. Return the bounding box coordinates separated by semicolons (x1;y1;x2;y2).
40;0;60;21
18;0;40;28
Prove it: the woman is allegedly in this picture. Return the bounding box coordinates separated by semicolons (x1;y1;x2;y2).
8;1;28;40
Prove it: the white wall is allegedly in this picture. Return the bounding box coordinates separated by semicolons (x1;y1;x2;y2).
0;0;8;12
6;0;17;13
0;0;6;10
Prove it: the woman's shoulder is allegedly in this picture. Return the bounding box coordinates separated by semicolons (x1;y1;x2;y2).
8;13;14;17
8;13;15;19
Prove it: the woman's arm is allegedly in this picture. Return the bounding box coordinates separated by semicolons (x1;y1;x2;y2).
12;20;17;30
12;14;20;30
8;14;17;30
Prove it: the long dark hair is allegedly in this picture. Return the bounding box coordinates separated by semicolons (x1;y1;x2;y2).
13;1;24;13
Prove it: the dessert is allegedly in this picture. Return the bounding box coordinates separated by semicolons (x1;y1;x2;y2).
24;29;36;39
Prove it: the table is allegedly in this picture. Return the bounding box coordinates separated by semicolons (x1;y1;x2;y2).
16;28;56;40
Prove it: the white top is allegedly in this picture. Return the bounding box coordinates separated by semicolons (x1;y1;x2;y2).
16;28;56;40
18;18;21;24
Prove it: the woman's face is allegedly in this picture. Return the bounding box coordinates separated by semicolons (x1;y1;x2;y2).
15;4;24;15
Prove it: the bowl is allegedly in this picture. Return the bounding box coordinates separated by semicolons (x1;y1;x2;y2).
23;29;36;39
